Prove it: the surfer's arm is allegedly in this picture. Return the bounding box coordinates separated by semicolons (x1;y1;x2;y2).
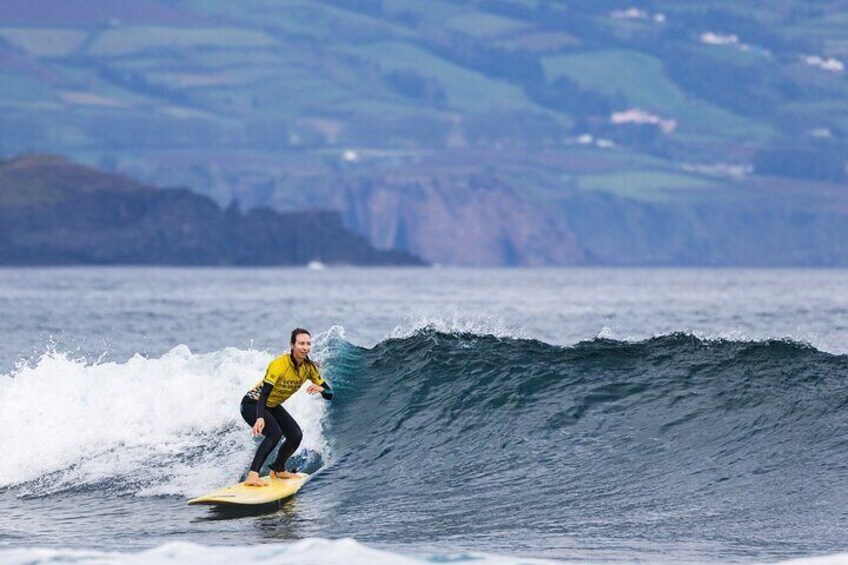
255;381;274;420
307;369;332;400
306;381;332;400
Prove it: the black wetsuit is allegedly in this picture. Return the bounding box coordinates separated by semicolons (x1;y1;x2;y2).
240;380;332;474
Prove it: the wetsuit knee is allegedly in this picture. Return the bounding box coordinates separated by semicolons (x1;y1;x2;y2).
288;426;303;448
267;426;283;443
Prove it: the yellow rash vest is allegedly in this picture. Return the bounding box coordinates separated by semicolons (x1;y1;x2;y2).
246;353;328;407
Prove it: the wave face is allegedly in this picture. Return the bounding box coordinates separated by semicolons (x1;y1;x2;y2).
319;330;848;555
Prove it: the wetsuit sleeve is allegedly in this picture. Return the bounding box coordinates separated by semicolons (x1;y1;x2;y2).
320;382;333;401
255;381;274;420
308;365;332;400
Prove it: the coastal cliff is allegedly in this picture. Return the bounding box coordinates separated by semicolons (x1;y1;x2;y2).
0;155;424;266
297;169;848;267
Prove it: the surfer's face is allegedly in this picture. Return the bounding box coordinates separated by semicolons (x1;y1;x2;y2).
292;333;312;361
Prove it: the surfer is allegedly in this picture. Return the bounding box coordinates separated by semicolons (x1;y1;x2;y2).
240;328;332;487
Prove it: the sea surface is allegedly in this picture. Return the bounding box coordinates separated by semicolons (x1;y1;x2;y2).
1;268;847;565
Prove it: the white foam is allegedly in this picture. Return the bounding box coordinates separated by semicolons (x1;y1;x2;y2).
388;308;530;341
1;538;842;565
384;313;841;357
0;538;565;565
0;346;330;497
585;324;845;357
771;556;848;565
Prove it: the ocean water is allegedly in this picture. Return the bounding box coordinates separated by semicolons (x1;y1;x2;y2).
1;268;847;565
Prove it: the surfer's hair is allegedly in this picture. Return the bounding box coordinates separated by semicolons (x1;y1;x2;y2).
290;328;311;345
290;328;317;367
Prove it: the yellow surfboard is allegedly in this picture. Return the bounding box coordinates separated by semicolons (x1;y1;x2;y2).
187;473;309;506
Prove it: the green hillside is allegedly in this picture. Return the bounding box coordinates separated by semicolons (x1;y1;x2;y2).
1;0;845;175
0;0;846;264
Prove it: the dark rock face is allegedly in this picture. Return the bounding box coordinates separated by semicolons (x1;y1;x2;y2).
0;156;425;266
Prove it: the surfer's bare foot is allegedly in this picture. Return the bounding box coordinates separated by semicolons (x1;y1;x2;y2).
244;471;268;487
270;470;300;480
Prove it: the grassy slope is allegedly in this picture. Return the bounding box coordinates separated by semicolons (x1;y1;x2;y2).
542;49;771;139
0;154;149;207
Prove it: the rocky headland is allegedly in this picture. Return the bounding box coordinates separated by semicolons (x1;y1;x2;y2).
0;155;425;266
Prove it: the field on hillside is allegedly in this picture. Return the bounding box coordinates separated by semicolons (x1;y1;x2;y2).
0;0;846;215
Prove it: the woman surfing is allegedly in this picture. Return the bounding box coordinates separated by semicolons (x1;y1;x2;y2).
240;328;332;487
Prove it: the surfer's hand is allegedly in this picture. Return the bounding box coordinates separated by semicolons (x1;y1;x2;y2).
252;418;265;436
307;384;324;395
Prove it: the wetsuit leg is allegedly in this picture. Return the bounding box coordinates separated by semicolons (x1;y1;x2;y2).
265;405;303;473
240;399;283;474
